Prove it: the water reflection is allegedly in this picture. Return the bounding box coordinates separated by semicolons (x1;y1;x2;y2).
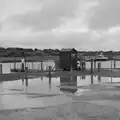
60;76;77;94
21;76;24;85
41;76;43;80
49;77;51;90
81;76;86;79
98;75;101;83
25;77;28;87
91;75;93;84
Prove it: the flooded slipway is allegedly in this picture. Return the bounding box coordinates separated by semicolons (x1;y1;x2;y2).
0;75;120;110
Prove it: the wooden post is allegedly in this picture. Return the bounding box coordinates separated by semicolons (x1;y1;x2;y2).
90;59;93;74
41;62;43;71
25;67;28;86
0;64;2;75
21;63;24;72
114;60;116;69
98;63;101;72
25;67;28;79
49;66;51;77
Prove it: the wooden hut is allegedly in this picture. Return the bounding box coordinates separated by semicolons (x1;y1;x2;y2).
60;48;77;70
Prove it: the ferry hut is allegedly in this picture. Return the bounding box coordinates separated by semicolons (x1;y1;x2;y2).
60;48;77;71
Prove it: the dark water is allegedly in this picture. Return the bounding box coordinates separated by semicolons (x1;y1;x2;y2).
0;75;120;110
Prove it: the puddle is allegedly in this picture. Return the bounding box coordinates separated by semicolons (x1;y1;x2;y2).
0;75;120;110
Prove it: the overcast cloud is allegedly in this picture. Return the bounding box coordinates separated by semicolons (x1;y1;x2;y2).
0;0;120;50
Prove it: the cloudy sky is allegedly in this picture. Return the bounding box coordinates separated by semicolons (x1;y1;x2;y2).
0;0;120;50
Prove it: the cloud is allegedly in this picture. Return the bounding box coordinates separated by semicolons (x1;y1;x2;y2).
4;0;81;32
0;0;120;51
89;0;120;30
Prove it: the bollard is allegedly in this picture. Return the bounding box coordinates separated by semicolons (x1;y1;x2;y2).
49;66;51;77
21;63;24;72
41;62;43;71
25;67;28;86
98;63;101;72
0;64;2;75
25;67;28;79
90;59;93;74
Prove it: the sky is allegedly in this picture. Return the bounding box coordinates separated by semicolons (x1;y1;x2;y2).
0;0;120;51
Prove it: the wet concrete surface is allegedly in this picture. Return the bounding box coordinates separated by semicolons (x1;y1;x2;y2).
0;75;120;110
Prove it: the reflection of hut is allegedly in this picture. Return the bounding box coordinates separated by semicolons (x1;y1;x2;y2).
60;76;77;93
60;48;77;70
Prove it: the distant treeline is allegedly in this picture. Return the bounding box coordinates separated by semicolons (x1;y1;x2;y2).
0;47;119;57
0;47;60;57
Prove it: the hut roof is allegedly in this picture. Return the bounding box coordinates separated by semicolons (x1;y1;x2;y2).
61;48;77;52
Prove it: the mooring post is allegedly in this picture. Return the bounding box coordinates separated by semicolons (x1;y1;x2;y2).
0;64;2;75
49;66;51;77
98;63;101;72
90;59;93;74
